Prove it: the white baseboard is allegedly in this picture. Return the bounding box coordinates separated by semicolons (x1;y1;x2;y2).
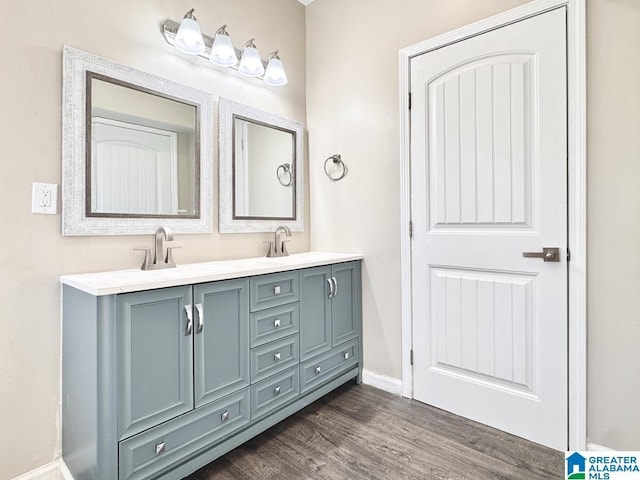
58;461;74;480
11;460;74;480
587;442;614;451
361;369;403;396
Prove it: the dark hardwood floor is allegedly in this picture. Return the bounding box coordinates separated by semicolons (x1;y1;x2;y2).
185;382;563;480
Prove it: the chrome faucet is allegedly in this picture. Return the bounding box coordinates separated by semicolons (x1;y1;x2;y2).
135;226;179;270
266;225;292;258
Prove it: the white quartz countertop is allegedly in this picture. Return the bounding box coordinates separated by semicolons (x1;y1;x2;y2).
60;251;363;296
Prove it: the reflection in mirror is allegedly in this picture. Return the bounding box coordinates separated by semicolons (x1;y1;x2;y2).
62;46;214;235
233;117;295;219
219;97;304;233
88;74;199;218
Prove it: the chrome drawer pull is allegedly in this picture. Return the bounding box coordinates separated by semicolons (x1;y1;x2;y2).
343;352;350;360
155;441;166;455
184;305;193;336
274;285;281;295
220;411;230;422
314;366;321;375
274;386;281;395
273;318;281;328
274;352;281;361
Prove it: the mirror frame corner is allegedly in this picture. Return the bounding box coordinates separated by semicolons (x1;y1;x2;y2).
61;46;214;236
218;97;304;234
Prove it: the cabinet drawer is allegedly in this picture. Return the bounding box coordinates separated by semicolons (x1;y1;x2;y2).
250;366;299;420
119;388;250;480
300;338;358;394
250;271;299;311
250;303;299;347
251;334;299;383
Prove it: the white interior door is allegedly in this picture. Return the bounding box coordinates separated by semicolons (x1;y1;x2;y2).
410;8;567;450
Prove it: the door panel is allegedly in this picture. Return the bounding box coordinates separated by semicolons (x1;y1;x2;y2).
299;266;332;360
116;286;193;440
429;54;534;229
331;262;360;346
194;279;250;407
411;8;567;450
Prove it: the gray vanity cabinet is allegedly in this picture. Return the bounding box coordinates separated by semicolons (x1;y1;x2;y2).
300;261;361;361
62;259;361;480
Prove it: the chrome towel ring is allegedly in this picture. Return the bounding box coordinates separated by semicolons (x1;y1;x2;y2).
324;154;347;181
276;163;293;186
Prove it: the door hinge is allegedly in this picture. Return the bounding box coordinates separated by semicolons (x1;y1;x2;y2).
567;248;571;262
408;92;412;110
410;349;414;366
409;220;413;238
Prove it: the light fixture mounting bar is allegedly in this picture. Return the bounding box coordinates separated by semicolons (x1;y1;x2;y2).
162;19;269;78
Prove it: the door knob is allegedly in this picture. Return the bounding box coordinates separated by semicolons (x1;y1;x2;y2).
522;247;560;262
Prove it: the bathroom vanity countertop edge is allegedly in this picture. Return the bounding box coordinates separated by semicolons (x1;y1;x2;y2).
60;252;363;296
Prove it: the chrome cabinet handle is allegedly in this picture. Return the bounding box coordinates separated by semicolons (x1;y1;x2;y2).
195;303;204;333
343;352;350;360
184;304;193;336
274;318;281;328
274;285;281;295
274;352;281;362
326;278;334;298
220;411;229;422
522;247;560;262
332;276;338;298
274;386;281;395
314;366;321;375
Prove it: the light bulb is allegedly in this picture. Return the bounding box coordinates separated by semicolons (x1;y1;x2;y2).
238;40;265;77
174;9;205;55
209;26;237;67
263;52;288;86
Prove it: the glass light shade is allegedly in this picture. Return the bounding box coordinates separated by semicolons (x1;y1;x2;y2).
238;46;265;77
210;33;237;67
263;57;288;86
174;18;205;55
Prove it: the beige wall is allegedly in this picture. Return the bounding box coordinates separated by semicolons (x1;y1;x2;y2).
306;0;640;450
586;0;640;449
0;0;306;477
306;0;530;394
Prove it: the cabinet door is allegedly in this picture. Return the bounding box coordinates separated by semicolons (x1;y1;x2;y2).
194;279;250;407
331;261;361;346
116;286;193;440
299;266;332;360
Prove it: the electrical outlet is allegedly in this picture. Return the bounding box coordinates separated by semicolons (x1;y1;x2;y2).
32;182;58;215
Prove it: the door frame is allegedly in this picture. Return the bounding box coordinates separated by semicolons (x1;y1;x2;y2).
399;0;586;450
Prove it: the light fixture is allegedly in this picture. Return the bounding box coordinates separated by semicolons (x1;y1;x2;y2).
209;25;237;67
263;51;288;87
238;39;265;77
161;14;288;86
174;9;206;55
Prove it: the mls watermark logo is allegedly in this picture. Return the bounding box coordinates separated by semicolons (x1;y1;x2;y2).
567;452;586;479
566;451;640;479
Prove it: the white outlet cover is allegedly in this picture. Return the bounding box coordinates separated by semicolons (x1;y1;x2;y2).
32;182;58;215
